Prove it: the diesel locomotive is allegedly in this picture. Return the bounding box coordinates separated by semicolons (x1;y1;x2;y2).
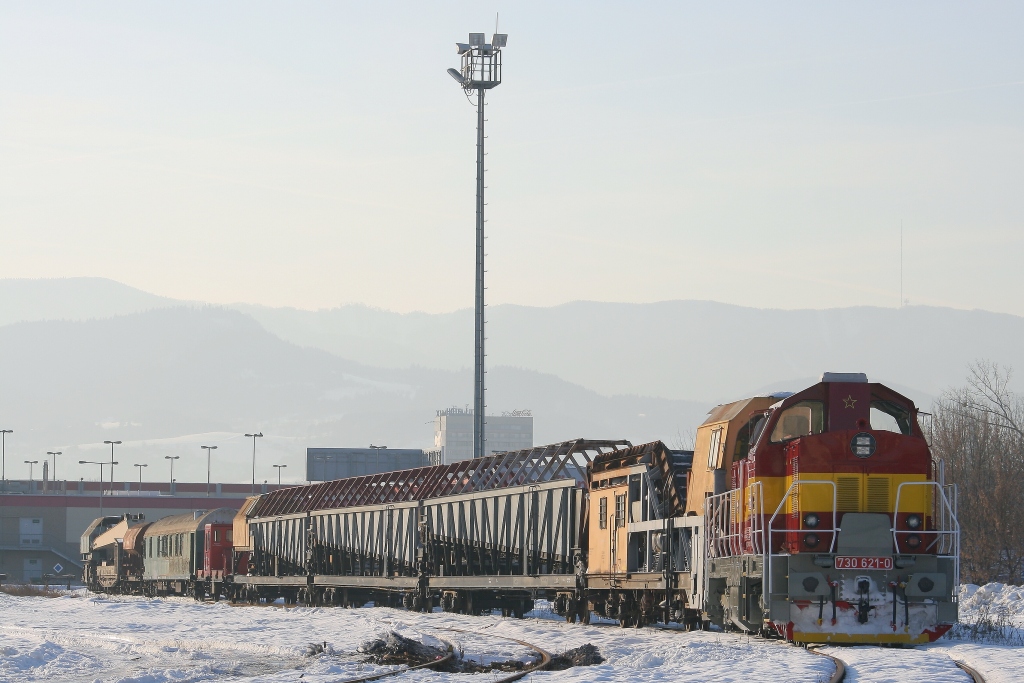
81;372;959;644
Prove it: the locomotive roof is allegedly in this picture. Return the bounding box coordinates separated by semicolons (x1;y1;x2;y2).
702;396;777;425
705;377;918;424
773;380;917;410
145;508;237;536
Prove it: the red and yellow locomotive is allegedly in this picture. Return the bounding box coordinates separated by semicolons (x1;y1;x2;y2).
693;372;958;643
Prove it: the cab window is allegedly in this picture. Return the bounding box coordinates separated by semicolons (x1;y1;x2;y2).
706;427;723;469
734;413;768;461
770;401;825;442
870;399;913;435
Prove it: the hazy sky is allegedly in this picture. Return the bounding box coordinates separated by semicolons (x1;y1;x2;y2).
1;2;1022;315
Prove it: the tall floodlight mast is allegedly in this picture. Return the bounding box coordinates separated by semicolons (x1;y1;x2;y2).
448;30;507;458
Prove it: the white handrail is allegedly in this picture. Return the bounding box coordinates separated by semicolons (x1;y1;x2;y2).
892;481;960;590
763;480;838;607
763;479;839;554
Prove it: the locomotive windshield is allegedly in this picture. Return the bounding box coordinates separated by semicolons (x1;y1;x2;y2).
770;400;825;442
734;412;769;460
870;399;913;435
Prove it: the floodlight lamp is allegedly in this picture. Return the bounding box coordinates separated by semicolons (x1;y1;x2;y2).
469;32;485;46
456;42;471;54
447;68;466;85
492;33;507;48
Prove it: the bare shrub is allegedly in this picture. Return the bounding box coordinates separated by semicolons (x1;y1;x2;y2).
947;602;1024;644
930;361;1024;584
0;583;66;598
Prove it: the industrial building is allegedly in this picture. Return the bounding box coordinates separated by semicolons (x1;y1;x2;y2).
0;479;285;583
305;448;441;482
433;408;533;464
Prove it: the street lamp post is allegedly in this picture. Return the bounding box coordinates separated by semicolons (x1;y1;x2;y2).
46;451;62;486
24;460;38;481
272;464;287;486
245;433;263;495
134;463;148;493
369;444;387;474
200;445;218;497
103;440;121;493
164;456;179;494
448;30;507;458
1;429;12;492
79;460;116;516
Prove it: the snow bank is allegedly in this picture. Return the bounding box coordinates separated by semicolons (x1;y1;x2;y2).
959;583;1024;618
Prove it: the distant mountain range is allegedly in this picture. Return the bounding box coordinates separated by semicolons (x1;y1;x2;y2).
4;277;1023;401
2;277;1021;483
0;303;706;484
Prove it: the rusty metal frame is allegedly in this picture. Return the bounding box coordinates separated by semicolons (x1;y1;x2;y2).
250;439;630;518
590;440;694;517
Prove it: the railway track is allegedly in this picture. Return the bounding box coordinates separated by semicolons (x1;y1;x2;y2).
811;646;985;683
953;659;985;683
230;601;983;683
329;628;551;683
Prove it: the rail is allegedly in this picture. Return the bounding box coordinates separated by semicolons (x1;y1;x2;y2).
329;628;550;683
954;659;985;683
447;629;551;683
329;647;455;683
806;646;845;683
818;647;984;683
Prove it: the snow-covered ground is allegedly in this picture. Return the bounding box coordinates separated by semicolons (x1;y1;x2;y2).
0;591;834;683
924;583;1024;683
0;584;1020;683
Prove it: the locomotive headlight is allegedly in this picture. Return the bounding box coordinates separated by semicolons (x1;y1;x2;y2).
803;513;820;529
803;533;820;549
906;533;922;549
906;514;922;530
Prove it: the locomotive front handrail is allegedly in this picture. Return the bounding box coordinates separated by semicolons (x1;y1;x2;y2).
892;480;960;590
764;479;839;555
763;479;838;607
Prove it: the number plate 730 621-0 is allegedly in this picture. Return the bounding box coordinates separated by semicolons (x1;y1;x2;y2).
834;556;893;570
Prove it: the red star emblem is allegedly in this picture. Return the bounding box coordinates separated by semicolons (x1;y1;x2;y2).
843;395;857;409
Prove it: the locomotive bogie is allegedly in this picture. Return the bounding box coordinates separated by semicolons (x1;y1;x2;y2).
706;555;766;632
